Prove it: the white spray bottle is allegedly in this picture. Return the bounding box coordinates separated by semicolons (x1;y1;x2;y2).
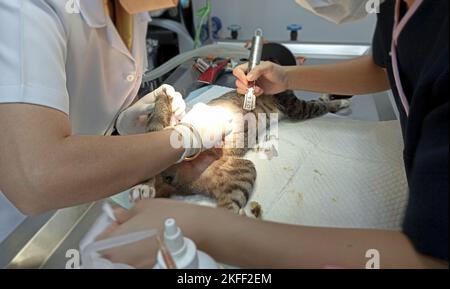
154;218;219;269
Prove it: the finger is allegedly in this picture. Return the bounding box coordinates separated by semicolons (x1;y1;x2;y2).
162;84;177;99
160;84;175;95
254;86;264;96
247;61;272;82
171;93;186;117
233;64;249;86
142;103;156;114
236;80;249;91
235;63;249;72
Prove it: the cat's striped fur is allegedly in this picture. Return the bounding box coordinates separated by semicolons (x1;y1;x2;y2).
139;90;349;214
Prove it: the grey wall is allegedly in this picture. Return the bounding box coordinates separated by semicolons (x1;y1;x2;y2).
193;0;377;44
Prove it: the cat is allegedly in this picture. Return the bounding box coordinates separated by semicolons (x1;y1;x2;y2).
130;90;349;214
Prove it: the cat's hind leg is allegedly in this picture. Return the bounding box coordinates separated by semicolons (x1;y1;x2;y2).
208;158;257;214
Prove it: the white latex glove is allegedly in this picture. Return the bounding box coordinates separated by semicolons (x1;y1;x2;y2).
116;85;186;135
182;103;233;149
168;103;233;162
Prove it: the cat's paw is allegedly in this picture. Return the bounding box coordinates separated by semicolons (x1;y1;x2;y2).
238;202;263;219
129;184;156;203
339;99;351;109
225;202;241;214
328;99;351;113
249;201;263;219
318;94;331;102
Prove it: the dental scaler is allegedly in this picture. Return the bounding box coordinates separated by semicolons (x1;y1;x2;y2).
243;28;264;111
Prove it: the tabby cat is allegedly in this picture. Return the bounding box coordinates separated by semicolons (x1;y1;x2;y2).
132;90;349;214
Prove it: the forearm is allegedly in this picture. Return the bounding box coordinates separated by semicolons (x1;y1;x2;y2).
0;103;184;214
196;213;447;269
285;55;390;95
36;131;183;211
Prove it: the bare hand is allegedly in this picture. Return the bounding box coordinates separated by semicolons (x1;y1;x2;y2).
97;199;208;268
233;61;289;96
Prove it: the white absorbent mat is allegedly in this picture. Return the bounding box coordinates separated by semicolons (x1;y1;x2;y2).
173;86;409;230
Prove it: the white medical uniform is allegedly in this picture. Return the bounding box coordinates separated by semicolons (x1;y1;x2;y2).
0;0;150;242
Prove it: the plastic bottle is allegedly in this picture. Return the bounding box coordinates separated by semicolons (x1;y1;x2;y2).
154;218;219;269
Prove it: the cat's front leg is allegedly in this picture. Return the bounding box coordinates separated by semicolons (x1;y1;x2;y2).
129;182;156;203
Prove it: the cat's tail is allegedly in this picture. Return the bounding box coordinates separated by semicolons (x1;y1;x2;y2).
274;91;350;120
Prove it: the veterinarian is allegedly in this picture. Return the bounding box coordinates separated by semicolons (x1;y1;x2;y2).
98;0;448;268
0;0;232;242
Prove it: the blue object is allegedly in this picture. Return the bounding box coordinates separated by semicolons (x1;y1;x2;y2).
228;24;242;32
287;24;302;41
180;0;190;8
287;24;303;32
201;16;223;42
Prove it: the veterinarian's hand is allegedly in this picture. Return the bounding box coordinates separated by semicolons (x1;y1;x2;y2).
116;84;186;136
97;199;209;269
233;61;289;96
180;103;233;151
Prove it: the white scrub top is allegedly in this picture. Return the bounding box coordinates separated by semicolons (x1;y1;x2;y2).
0;0;150;243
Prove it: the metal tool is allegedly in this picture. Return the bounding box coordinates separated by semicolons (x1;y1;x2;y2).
243;29;264;111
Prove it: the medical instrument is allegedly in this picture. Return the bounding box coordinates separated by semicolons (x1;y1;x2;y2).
150;19;195;53
197;59;230;85
141;43;249;87
194;58;211;73
154;218;219;269
243;29;264;111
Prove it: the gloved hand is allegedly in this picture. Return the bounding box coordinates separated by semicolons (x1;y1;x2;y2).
168;103;234;162
116;85;186;135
